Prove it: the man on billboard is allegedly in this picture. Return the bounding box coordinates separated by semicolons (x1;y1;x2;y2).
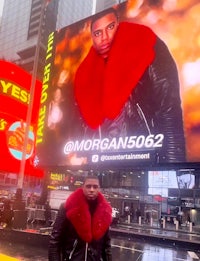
73;7;186;164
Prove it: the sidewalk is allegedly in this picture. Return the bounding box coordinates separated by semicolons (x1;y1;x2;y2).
110;222;200;250
1;220;200;250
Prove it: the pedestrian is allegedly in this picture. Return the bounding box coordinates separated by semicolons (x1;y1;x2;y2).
48;175;112;260
44;200;51;227
136;208;141;223
74;7;185;163
0;199;13;228
130;207;135;222
187;214;191;223
145;212;150;224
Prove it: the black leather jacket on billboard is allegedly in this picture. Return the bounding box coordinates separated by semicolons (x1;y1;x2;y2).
80;38;186;164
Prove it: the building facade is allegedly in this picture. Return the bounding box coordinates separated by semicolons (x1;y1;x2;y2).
0;0;58;79
56;0;124;29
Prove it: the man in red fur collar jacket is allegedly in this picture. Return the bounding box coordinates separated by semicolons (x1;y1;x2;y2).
48;176;112;261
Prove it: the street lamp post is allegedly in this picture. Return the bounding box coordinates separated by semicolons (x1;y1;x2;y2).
16;0;47;204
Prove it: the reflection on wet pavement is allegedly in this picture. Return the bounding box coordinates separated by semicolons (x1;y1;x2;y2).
0;241;48;261
114;224;200;244
112;237;200;261
0;235;200;261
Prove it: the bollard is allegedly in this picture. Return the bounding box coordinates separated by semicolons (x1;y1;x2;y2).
128;214;131;224
139;216;142;225
189;222;193;232
163;218;166;229
175;220;179;230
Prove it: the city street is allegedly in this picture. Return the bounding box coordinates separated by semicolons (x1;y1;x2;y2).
0;235;200;261
0;0;200;260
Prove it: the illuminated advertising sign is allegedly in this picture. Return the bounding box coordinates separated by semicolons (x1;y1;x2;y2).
7;121;34;160
36;1;200;168
0;60;43;176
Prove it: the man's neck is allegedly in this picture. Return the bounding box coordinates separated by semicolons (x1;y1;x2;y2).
88;198;98;215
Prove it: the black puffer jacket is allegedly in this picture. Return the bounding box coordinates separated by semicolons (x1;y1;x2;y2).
48;189;112;261
82;38;186;163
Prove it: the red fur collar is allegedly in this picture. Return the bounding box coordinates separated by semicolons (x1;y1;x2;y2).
74;22;156;129
65;188;112;242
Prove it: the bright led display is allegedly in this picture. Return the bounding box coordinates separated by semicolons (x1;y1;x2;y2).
36;1;200;168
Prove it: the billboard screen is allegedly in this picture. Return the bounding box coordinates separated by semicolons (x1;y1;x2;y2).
36;1;200;168
148;170;195;197
0;60;43;176
148;170;177;197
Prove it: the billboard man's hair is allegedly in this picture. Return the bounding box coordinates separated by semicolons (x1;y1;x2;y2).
90;7;119;31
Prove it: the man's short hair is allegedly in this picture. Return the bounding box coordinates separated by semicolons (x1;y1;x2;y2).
83;175;100;184
90;7;119;31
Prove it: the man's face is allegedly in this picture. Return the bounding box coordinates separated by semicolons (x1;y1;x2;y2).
83;178;100;201
91;12;119;59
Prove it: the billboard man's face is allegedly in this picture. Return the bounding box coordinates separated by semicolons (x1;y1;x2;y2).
91;12;119;59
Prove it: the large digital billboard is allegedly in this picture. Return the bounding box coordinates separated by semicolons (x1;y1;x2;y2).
0;60;43;176
36;1;200;168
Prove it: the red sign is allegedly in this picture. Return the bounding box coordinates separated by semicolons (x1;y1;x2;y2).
0;60;43;177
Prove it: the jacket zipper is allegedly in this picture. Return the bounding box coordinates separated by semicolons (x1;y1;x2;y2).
136;103;151;135
69;239;78;260
84;242;88;261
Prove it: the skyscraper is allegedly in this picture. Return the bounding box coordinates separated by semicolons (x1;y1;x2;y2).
0;0;58;79
56;0;123;29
